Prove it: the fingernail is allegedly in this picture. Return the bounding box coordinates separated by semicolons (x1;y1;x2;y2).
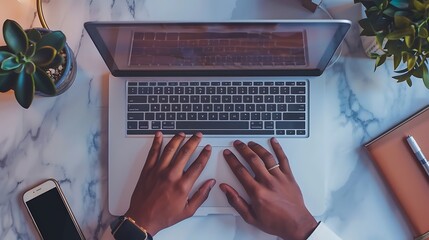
209;179;216;188
223;149;232;155
219;184;226;193
177;132;185;137
233;140;241;145
205;144;212;151
248;141;256;146
271;137;279;144
155;131;162;137
195;132;203;138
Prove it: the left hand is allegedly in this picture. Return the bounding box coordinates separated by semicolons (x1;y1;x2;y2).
126;131;215;236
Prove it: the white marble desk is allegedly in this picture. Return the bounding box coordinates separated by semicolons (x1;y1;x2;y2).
0;0;428;239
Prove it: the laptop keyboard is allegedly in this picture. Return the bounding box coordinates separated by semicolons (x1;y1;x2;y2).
126;80;308;137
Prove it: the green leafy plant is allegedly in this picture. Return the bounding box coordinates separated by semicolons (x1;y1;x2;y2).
355;0;429;88
0;19;66;108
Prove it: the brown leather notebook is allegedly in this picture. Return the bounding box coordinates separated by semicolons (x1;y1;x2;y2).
365;106;429;240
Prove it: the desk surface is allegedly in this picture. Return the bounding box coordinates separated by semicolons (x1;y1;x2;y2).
0;0;428;239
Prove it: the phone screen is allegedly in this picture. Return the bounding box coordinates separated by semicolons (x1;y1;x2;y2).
26;188;83;240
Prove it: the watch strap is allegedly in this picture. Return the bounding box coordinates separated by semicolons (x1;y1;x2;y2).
111;216;153;240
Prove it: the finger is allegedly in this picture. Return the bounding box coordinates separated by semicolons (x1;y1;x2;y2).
157;132;186;170
171;132;203;173
233;140;270;180
270;138;295;180
219;184;256;225
141;131;163;176
223;149;258;194
182;144;212;187
185;179;216;217
247;141;282;177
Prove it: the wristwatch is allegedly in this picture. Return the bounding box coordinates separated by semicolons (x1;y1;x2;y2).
111;216;153;240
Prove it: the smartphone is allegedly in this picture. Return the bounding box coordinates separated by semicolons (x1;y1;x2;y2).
22;179;86;240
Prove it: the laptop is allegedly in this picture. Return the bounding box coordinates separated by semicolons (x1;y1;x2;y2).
84;20;351;219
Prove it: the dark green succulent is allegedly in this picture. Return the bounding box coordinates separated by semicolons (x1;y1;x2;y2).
0;19;66;108
355;0;429;88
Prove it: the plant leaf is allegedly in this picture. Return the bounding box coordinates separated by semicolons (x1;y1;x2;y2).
0;71;15;92
48;54;64;69
394;67;409;73
394;15;413;29
33;67;56;95
38;31;66;51
1;56;21;70
3;19;28;54
419;27;429;38
393;71;412;82
25;29;42;43
393;52;401;69
0;51;14;62
24;61;36;75
411;0;425;11
374;54;387;71
407;56;416;70
14;70;35;108
31;46;56;67
405;34;415;48
386;27;415;40
423;64;429;89
25;43;36;58
406;78;412;86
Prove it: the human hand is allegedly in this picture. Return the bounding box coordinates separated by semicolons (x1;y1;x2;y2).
220;138;317;240
126;131;215;236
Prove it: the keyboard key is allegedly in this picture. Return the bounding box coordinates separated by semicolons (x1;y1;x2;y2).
183;104;191;111
128;113;144;120
291;87;306;94
276;121;305;129
150;104;160;111
190;96;199;103
211;96;221;103
222;96;232;103
129;104;149;112
180;96;190;103
219;113;228;120
251;113;261;120
250;121;263;129
265;121;274;129
286;130;296;135
159;96;168;103
162;121;175;129
277;104;287;111
280;87;289;94
275;95;285;103
170;95;179;103
188;113;197;120
233;96;242;103
283;113;305;120
201;96;210;103
145;113;155;120
166;113;176;120
209;113;218;120
198;113;208;120
156;113;165;120
296;96;306;103
235;104;245;111
176;121;249;129
128;96;147;103
264;95;274;103
230;113;239;120
203;104;213;111
138;87;152;94
177;113;186;120
288;104;306;111
127;121;138;129
214;104;223;111
193;104;202;111
246;104;256;111
273;113;282;120
276;130;286;135
161;104;170;111
139;121;149;129
240;113;250;120
286;96;295;103
152;121;161;129
148;96;158;103
128;87;137;94
297;130;306;135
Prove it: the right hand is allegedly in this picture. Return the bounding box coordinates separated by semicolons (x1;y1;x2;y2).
220;138;318;240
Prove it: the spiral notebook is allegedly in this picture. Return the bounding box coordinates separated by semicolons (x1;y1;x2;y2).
365;106;429;240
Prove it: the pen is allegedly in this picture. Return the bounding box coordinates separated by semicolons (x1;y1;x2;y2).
406;135;429;177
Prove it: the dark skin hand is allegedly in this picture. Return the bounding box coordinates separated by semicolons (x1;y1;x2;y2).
220;138;318;240
126;131;215;236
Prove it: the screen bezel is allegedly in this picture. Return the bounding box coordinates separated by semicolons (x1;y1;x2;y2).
84;20;351;77
22;179;85;240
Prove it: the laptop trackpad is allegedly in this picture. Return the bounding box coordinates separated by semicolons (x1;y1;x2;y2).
186;146;251;216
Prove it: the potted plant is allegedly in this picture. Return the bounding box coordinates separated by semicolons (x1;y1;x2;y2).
355;0;429;88
0;19;76;109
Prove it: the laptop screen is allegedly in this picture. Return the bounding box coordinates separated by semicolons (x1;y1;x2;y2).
84;21;350;77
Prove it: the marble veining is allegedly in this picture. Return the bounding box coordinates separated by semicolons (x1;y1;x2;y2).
1;0;429;239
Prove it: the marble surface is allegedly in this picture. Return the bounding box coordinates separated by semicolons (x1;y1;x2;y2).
1;0;428;239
